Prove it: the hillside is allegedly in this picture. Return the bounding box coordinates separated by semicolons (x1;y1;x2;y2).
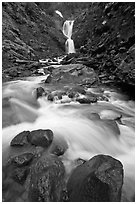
2;2;135;95
2;2;65;69
73;2;135;93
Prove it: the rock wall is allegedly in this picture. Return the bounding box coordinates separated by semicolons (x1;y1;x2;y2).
2;2;65;70
2;2;135;92
73;2;135;89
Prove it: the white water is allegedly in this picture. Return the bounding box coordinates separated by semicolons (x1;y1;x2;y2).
63;20;76;54
2;78;135;201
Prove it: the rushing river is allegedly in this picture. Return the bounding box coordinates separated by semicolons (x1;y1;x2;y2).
2;76;135;201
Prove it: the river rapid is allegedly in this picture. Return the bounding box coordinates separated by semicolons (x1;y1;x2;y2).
2;75;135;201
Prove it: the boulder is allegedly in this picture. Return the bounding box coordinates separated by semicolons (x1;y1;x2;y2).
51;90;65;100
51;64;99;86
70;86;86;95
45;74;52;83
76;98;92;104
28;129;53;148
10;131;30;146
76;97;97;104
49;138;68;156
9;153;34;167
82;77;99;86
47;93;54;101
67;154;123;202
12;166;29;184
28;153;65;202
68;91;75;99
35;87;45;99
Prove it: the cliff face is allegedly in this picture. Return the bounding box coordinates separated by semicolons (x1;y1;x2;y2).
73;2;135;88
2;2;135;91
2;2;65;69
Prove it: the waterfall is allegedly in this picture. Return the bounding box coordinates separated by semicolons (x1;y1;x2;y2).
55;10;76;54
63;20;76;54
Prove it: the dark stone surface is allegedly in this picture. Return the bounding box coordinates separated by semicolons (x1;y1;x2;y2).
49;138;68;156
45;74;52;83
47;93;54;101
28;153;65;202
76;97;97;104
27;129;53;148
12;166;29;184
10;131;30;146
50;144;66;156
10;152;34;167
35;87;45;99
70;86;86;95
2;2;65;73
67;154;123;202
51;64;99;86
73;2;135;90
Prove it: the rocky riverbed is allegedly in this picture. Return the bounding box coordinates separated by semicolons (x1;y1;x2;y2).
2;2;135;202
2;63;135;201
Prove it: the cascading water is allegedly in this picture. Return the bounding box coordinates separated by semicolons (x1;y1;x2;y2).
55;10;75;54
63;20;76;54
2;10;135;201
2;77;135;201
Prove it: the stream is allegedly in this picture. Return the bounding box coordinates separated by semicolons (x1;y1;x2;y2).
2;75;135;201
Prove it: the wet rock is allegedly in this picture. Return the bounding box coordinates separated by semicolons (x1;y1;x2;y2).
28;61;41;69
49;138;68;156
56;92;63;100
97;95;109;101
45;65;55;73
10;131;30;146
76;97;97;104
76;98;91;104
81;77;98;86
51;90;65;100
70;86;86;95
35;87;45;99
28;153;65;202
47;93;54;101
45;74;52;83
2;175;25;202
12;166;29;184
28;129;53;148
68;92;75;99
52;64;99;86
9;153;34;167
116;45;135;86
67;154;123;202
51;145;65;156
61;53;78;64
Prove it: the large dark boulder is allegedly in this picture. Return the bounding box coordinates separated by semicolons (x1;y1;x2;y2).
35;87;45;99
10;131;30;146
51;64;99;86
28;153;65;202
28;129;53;148
67;154;123;202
